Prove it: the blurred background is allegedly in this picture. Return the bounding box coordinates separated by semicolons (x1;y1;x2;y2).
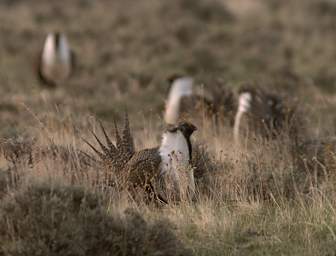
0;0;335;136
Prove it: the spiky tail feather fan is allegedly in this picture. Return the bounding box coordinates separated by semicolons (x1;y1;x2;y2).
83;113;135;173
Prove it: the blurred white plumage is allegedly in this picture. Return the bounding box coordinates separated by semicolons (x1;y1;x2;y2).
38;32;74;88
164;77;193;124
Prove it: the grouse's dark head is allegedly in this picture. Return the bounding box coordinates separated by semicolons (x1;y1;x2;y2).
176;121;197;139
167;121;197;138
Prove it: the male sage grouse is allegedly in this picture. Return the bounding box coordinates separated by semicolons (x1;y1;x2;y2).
84;114;197;203
165;75;235;127
233;85;298;144
37;32;75;88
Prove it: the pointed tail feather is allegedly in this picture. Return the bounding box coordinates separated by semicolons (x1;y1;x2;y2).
98;120;118;155
78;149;99;163
121;112;135;159
82;137;106;161
90;129;111;156
113;119;122;150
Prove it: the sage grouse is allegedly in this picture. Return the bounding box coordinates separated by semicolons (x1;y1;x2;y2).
233;86;297;144
84;114;197;202
37;32;75;88
165;75;235;126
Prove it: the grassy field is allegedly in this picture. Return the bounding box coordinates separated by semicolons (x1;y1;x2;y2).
1;0;336;255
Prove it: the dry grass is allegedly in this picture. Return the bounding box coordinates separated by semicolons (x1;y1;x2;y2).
1;0;336;255
0;112;336;255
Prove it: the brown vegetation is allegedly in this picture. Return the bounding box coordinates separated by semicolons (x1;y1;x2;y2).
0;0;336;255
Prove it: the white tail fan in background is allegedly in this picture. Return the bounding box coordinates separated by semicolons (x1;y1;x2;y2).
164;77;193;124
233;92;252;144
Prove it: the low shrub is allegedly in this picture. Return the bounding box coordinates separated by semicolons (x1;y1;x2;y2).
0;183;192;256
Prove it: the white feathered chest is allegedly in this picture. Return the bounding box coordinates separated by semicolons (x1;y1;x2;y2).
158;129;195;198
159;130;190;176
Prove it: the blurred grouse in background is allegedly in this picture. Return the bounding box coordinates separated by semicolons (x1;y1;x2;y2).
165;75;235;127
37;32;75;88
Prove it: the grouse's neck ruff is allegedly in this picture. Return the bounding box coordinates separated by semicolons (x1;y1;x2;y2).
234;92;252;144
39;32;72;87
159;122;197;195
159;130;189;177
165;77;193;124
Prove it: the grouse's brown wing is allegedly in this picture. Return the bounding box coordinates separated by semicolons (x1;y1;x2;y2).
124;147;168;203
125;147;161;186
